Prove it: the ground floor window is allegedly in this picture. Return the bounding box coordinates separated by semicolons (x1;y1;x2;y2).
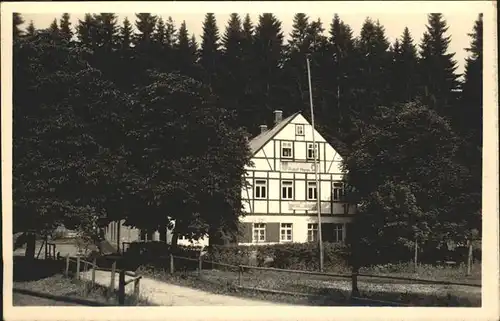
253;223;266;243
280;223;293;242
333;224;344;243
307;223;318;242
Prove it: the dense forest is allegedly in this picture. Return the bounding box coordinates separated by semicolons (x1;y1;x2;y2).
13;13;482;263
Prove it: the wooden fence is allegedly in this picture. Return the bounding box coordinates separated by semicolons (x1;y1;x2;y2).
169;253;481;306
64;254;142;305
36;241;56;260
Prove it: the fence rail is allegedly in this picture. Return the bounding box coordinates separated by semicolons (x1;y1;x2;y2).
63;254;141;305
167;252;481;306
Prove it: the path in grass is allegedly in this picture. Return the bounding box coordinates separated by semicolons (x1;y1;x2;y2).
80;270;290;306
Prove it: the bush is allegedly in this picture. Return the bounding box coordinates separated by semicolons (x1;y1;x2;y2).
205;242;350;272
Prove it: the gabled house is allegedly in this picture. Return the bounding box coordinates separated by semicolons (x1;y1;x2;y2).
237;110;355;245
103;110;355;250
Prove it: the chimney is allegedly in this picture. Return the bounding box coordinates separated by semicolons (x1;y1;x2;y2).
259;124;268;134
274;110;283;125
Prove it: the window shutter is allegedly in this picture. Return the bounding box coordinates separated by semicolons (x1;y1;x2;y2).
267;223;280;242
238;223;253;243
321;223;335;242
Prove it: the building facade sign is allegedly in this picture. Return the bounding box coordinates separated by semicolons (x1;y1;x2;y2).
288;201;317;211
280;161;316;173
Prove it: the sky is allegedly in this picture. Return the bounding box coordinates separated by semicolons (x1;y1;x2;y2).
18;6;483;77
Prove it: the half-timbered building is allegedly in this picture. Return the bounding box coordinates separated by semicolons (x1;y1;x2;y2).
238;110;355;245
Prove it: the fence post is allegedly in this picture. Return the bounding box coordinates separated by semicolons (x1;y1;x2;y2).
170;254;174;274
109;261;116;298
118;270;125;305
238;266;243;286
92;258;96;286
134;277;140;299
76;256;81;280
198;252;203;277
65;254;70;277
351;270;359;298
414;240;418;273
467;240;473;276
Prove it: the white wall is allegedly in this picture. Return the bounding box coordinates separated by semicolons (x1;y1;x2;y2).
239;214;351;245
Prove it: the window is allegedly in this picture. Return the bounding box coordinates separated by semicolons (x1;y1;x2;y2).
307;143;319;160
307;223;318;242
333;224;344;243
307;181;318;200
281;141;293;159
281;180;293;200
332;182;345;201
295;124;305;136
280;223;293;242
253;223;266;243
254;180;267;199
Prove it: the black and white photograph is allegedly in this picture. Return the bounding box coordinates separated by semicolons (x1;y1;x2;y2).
2;1;498;320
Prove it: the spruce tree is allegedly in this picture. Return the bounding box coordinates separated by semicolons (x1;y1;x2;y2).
76;14;98;48
283;13;310;116
95;13;119;49
174;21;198;78
222;13;243;61
119;17;133;50
134;13;158;73
47;18;62;43
59;13;72;42
154;17;166;44
391;27;419;103
13;13;24;39
165;17;177;48
351;18;392;136
461;13;483;146
134;13;157;44
115;17;136;92
26;20;36;37
238;14;257;132
418;13;459;117
253;13;285;129
284;14;329;122
327;14;356;141
200;13;221;92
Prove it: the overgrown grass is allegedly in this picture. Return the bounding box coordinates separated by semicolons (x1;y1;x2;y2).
136;260;481;307
12;256;153;306
13;273;153;306
359;262;481;283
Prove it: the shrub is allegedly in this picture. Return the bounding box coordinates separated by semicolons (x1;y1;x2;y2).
205;242;350;272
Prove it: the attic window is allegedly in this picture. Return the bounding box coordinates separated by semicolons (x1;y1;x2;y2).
295;124;304;136
281;141;293;159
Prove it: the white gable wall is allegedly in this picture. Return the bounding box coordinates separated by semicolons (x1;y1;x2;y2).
240;113;356;245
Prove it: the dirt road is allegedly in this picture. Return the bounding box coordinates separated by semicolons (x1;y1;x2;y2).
80;270;289;306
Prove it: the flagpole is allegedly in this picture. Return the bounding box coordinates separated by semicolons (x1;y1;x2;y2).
306;55;324;272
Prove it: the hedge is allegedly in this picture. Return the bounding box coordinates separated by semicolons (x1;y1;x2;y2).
204;242;351;273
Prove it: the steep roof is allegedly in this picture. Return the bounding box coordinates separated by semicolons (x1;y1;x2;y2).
249;112;300;155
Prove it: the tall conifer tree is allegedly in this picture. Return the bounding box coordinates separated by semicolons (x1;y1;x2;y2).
418;13;460;117
253;13;285;129
59;13;72;42
200;13;221;92
391;27;419;103
26;20;36;37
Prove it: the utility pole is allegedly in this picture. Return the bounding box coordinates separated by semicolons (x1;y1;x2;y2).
306;55;324;272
